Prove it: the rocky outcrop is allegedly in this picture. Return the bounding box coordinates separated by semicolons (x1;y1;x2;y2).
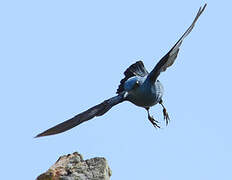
36;152;112;180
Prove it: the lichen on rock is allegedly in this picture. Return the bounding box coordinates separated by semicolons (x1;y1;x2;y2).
36;152;111;180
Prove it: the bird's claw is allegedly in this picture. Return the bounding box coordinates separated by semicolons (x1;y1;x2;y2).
148;115;160;128
163;108;170;126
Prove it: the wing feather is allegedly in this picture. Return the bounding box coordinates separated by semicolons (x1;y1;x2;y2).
148;4;207;82
117;61;148;94
35;95;124;138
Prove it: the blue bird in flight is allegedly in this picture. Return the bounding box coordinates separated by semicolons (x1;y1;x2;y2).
36;4;206;138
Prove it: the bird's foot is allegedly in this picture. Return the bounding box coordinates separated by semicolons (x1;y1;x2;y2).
148;114;160;128
163;108;170;126
159;100;170;126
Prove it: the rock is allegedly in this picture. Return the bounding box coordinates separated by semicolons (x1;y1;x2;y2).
36;152;112;180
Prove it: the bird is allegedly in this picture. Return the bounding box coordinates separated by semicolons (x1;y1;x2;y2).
35;4;206;138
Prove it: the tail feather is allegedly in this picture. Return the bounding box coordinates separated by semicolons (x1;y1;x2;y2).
35;95;124;138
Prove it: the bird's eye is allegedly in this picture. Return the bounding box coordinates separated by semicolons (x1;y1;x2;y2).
133;81;140;89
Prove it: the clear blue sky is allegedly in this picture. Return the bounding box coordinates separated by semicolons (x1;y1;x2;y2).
1;0;231;179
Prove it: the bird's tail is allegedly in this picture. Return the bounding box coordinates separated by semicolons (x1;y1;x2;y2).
35;94;124;138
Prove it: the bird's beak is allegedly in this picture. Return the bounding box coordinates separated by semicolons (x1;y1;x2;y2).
123;92;128;98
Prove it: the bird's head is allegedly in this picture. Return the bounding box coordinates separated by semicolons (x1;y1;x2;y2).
124;77;140;92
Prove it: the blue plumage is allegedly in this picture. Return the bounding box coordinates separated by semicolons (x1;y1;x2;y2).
35;4;206;137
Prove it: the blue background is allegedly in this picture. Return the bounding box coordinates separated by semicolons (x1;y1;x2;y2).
1;1;231;179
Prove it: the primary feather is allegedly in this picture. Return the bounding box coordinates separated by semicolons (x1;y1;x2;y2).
35;94;124;137
148;4;207;82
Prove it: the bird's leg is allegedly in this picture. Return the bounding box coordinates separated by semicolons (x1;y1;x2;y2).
145;108;160;128
159;100;170;126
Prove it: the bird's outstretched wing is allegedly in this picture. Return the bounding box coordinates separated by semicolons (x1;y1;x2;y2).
35;95;124;138
148;3;207;82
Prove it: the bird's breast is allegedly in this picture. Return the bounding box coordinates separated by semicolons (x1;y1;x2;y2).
126;80;164;108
